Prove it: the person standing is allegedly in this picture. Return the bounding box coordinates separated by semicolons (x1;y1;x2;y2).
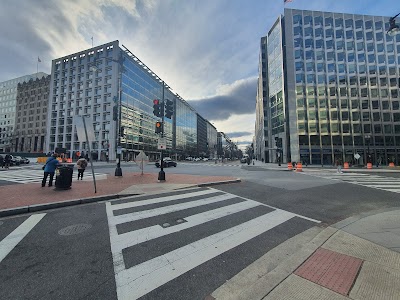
4;154;11;169
42;154;60;187
76;156;88;180
336;157;343;173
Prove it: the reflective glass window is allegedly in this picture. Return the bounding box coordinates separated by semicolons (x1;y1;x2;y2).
375;21;383;30
315;28;323;37
335;18;343;27
295;61;304;71
325;28;333;38
356;31;363;40
304;15;312;25
315;16;323;26
304;27;313;37
317;63;324;72
346;30;353;39
355;20;363;28
293;14;302;24
348;53;355;62
326;40;333;49
358;53;365;62
367;43;374;52
382;101;390;110
305;50;314;60
359;65;366;73
294;38;303;47
317;75;326;84
337;52;345;61
294;26;302;35
378;55;385;64
336;41;344;50
366;32;373;40
325;17;333;26
365;20;373;29
345;19;353;28
336;29;343;38
315;40;324;48
368;54;375;63
347;41;354;50
376;32;383;41
306;62;314;72
388;55;395;64
305;39;313;48
376;44;384;52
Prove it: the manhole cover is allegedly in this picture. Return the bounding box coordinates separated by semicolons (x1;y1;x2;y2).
58;224;92;236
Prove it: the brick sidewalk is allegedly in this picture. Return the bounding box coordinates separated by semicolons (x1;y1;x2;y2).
0;172;237;211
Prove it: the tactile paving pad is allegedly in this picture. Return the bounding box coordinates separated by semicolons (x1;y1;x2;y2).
294;247;363;295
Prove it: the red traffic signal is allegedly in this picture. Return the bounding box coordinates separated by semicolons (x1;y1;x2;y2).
153;99;159;105
155;121;163;133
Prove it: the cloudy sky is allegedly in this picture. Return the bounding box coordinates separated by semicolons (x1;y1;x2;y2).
0;0;398;149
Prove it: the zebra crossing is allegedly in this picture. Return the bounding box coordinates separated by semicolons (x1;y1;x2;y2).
302;171;400;194
0;169;106;184
179;162;241;167
105;187;320;300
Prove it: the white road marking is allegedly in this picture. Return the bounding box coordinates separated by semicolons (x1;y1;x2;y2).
0;214;46;263
110;189;219;211
110;193;236;226
115;209;295;300
110;199;260;252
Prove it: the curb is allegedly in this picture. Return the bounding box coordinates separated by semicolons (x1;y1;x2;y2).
198;178;241;187
0;193;138;218
0;179;242;218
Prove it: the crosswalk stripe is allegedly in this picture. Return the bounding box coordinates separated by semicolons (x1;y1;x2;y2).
109;199;261;252
383;189;400;193
109;193;236;226
302;172;400;194
110;189;219;211
114;209;295;300
0;214;46;263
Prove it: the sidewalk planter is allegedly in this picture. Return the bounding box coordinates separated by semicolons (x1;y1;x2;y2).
55;164;74;190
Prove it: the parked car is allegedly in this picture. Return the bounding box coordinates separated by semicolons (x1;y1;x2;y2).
20;157;30;164
240;156;248;163
14;156;25;165
155;157;177;168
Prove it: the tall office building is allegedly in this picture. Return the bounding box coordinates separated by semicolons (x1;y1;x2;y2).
256;8;400;165
46;40;216;160
0;72;47;152
14;75;50;152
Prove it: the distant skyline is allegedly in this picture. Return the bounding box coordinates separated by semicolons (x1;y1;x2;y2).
1;0;398;149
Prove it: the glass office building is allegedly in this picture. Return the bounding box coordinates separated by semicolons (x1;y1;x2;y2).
257;9;400;165
46;40;215;160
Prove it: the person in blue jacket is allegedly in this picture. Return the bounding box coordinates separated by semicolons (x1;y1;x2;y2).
42;154;60;187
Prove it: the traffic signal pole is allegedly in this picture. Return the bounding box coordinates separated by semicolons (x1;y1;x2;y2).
158;81;166;181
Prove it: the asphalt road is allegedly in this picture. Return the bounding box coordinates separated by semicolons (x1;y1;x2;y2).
1;164;400;299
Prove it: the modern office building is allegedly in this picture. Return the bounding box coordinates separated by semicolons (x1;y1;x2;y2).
46;40;217;160
14;75;50;152
256;8;400;165
0;72;47;152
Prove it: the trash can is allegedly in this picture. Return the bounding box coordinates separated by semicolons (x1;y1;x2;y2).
55;164;74;190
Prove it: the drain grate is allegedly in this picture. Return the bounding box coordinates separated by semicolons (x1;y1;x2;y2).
58;223;92;236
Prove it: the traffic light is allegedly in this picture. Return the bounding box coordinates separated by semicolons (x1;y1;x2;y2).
153;99;163;117
165;99;174;119
155;121;163;133
275;137;278;147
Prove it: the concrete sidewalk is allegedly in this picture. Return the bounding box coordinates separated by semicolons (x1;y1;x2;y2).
211;208;400;300
0;171;240;217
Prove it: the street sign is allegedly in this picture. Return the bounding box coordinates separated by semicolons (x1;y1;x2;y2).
158;137;167;150
135;150;149;174
117;146;122;154
354;153;361;160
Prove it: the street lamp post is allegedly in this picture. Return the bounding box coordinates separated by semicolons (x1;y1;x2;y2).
365;135;371;164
